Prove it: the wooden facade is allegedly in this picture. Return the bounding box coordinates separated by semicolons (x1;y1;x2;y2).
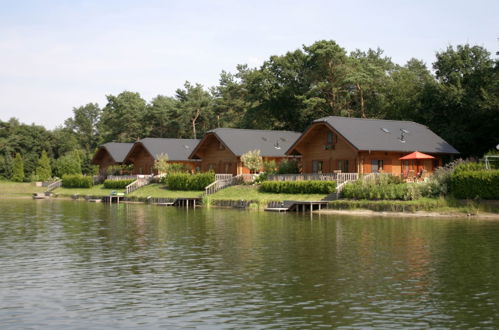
190;133;292;175
92;148;119;175
288;123;443;175
124;143;198;174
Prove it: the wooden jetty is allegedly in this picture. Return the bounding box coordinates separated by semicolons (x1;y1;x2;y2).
265;200;328;213
102;195;125;203
172;198;201;208
32;193;50;200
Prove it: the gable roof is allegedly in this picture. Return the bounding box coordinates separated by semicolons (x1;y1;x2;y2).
135;138;200;161
190;128;302;158
96;142;134;163
288;116;459;154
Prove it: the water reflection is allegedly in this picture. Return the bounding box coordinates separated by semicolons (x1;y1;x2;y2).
0;199;498;328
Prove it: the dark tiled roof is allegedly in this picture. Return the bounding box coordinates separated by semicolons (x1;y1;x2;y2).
208;128;302;157
311;116;459;154
138;138;200;161
100;142;134;162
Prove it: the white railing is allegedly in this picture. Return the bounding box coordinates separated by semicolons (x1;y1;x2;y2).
336;173;359;185
205;175;244;195
46;180;62;192
125;176;152;194
215;174;233;181
107;175;138;181
267;173;358;182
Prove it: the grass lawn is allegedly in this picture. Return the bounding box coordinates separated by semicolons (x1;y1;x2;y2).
54;184;118;197
328;197;499;214
207;185;327;204
0;181;46;197
128;183;203;198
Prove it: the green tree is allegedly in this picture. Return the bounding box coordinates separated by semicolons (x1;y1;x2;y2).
0;152;13;179
241;150;263;173
11;153;24;182
144;96;181;137
64;103;101;152
36;150;52;181
100;91;147;142
153;153;170;174
422;44;499;157
55;151;82;177
176;82;215;139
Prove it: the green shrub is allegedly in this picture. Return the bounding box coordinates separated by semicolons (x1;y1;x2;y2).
453;161;486;174
165;172;215;190
62;174;93;188
103;179;135;189
278;159;300;174
259;180;336;194
450;170;499;199
341;180;418;200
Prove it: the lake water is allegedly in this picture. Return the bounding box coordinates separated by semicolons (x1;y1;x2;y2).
0;199;498;328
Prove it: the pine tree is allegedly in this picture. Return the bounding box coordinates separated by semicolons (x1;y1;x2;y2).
36;150;52;181
11;153;24;182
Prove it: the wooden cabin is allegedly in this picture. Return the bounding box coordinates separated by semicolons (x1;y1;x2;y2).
123;138;200;174
286;116;459;175
188;128;302;175
91;142;134;175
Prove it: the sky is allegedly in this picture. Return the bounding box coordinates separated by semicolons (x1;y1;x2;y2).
0;0;498;129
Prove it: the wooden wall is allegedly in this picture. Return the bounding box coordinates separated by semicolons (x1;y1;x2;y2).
127;145;155;174
127;144;198;174
292;124;358;173
193;135;239;175
92;148;119;175
359;151;442;175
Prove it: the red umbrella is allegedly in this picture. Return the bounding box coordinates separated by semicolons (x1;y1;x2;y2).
399;151;435;160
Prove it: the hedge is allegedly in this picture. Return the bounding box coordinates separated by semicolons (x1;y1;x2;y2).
341;181;419;200
62;174;93;188
165;172;215;190
103;179;135;189
450;170;499;200
259;180;336;194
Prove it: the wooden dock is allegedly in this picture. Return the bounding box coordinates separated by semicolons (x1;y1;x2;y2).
265;200;328;213
102;195;125;203
172;198;201;208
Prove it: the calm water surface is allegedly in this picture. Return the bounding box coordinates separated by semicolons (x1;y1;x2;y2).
0;199;498;328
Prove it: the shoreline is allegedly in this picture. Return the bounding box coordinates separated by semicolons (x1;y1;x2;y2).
2;194;499;219
315;209;499;220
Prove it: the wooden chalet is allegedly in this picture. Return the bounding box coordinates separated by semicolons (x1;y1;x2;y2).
91;142;134;175
188;128;302;175
123;138;200;174
286;116;459;175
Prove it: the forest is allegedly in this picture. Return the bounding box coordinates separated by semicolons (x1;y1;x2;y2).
0;40;498;181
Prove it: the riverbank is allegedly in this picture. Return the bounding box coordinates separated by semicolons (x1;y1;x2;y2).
2;181;498;217
0;181;46;197
317;209;499;220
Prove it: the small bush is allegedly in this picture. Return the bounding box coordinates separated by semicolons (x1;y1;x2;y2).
278;159;300;174
450;170;499;200
453;161;486;174
62;174;93;188
103;179;135;189
259;180;336;194
165;172;215;190
341;180;419;201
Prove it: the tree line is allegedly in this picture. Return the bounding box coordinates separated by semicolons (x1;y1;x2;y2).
0;40;497;181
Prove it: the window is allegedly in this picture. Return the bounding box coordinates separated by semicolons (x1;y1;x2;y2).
338;160;349;173
312;160;323;174
371;160;384;173
218;142;225;150
327;132;334;144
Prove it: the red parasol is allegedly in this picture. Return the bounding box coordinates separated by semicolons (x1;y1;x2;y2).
399;151;435;160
